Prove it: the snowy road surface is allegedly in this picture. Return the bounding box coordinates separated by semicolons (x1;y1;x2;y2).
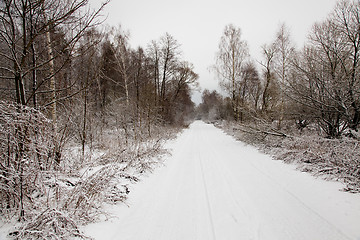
84;121;360;240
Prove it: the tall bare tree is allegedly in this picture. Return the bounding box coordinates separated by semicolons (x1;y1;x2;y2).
260;44;279;118
147;40;161;106
159;33;181;105
171;61;199;103
290;18;348;137
214;24;249;121
274;23;294;128
241;62;262;114
112;27;131;105
333;0;360;130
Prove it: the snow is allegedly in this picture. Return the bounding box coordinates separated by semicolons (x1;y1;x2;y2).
81;121;360;240
0;222;13;240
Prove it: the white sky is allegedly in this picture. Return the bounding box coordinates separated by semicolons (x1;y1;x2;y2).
91;0;339;104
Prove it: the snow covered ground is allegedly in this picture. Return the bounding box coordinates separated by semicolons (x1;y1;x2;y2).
82;121;360;240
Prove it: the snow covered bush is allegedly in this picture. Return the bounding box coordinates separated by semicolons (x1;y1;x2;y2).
0;101;175;239
12;208;83;240
0;101;57;220
277;136;360;193
220;120;360;193
62;164;135;223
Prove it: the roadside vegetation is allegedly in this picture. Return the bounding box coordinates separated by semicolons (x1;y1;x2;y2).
198;0;360;193
0;0;196;238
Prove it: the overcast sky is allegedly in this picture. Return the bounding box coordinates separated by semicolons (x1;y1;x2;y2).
91;0;339;104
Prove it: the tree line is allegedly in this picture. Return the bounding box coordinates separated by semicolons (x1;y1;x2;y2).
0;0;198;165
0;0;198;226
201;0;360;138
0;0;197;125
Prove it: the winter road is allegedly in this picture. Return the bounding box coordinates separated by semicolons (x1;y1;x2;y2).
84;121;360;240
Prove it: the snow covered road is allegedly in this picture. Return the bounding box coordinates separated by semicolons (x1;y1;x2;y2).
84;121;360;240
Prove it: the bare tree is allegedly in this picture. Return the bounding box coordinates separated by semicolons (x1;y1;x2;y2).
147;40;161;106
287;1;360;137
214;24;249;121
333;0;360;130
171;61;199;102
241;62;262;114
159;33;181;106
112;27;131;105
71;28;103;162
289;18;348;137
273;23;294;128
260;44;279;118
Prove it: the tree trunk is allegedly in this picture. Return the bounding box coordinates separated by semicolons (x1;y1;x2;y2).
120;52;130;105
15;72;26;105
262;71;271;114
46;29;57;129
81;81;87;162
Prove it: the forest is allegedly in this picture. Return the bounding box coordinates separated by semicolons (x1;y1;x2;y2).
201;0;360;137
0;0;197;238
198;0;360;193
0;0;359;239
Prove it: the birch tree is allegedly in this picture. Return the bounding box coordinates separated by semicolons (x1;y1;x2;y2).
147;40;161;106
274;23;294;128
112;27;131;105
214;24;249;121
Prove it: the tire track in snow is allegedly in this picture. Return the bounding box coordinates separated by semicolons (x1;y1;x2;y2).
197;124;260;239
244;158;353;240
196;122;355;240
199;152;217;240
207;146;260;239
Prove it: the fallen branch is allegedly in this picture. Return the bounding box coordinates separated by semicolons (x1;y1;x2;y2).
233;125;290;138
